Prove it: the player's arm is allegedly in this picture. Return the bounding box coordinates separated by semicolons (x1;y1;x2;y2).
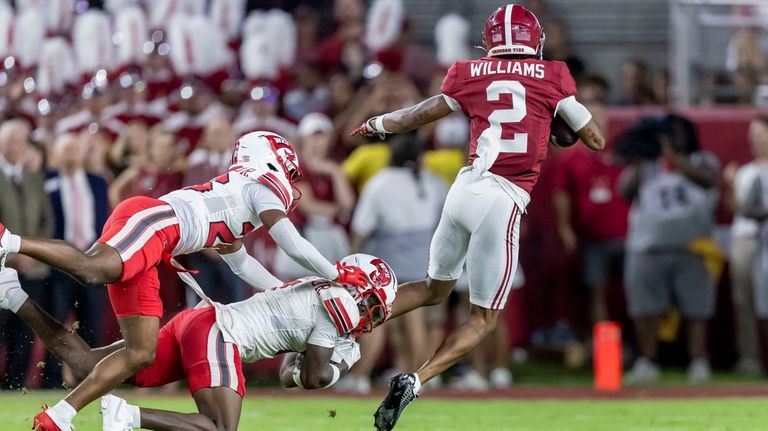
259;209;340;280
217;240;283;290
351;95;455;137
279;344;349;389
555;96;605;151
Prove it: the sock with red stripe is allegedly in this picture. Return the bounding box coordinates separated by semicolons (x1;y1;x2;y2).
46;400;76;430
1;232;20;254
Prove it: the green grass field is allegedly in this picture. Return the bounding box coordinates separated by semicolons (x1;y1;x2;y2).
3;392;768;430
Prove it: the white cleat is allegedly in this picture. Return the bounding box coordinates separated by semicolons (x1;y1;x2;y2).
624;357;661;385
101;395;134;431
489;367;514;389
688;358;711;385
449;369;490;391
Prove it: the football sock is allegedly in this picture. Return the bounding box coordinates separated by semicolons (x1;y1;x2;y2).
412;373;422;395
3;232;20;254
5;282;28;313
127;404;141;428
47;400;76;430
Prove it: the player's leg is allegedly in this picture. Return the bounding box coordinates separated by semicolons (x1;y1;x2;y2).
66;315;159;408
133;307;244;430
19;240;122;285
375;191;519;431
416;196;521;384
0;268;122;379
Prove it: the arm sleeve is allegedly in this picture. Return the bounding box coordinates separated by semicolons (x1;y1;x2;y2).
555;96;592;131
219;246;284;290
268;218;339;280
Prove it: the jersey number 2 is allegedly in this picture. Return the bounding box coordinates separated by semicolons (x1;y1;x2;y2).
479;80;528;153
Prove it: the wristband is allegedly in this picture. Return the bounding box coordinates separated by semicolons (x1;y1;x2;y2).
323;364;341;389
373;116;390;134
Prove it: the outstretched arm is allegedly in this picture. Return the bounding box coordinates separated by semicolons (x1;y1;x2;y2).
259;209;339;280
351;95;455;137
218;240;283;290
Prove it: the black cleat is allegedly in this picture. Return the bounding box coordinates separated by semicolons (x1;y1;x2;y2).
374;373;419;431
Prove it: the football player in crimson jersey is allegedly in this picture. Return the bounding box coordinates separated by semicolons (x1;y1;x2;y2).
0;254;396;431
0;130;370;431
351;5;605;430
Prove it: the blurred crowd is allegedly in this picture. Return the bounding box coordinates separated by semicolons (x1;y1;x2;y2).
0;0;766;394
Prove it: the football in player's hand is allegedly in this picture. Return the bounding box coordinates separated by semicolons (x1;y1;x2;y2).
550;115;579;148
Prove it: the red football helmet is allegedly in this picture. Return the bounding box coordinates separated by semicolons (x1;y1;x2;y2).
482;4;545;59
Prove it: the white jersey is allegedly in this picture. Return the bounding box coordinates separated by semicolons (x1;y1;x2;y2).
160;164;292;255
213;277;360;362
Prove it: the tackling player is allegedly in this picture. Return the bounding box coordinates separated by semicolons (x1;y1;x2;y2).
0;130;370;431
351;5;605;430
0;254;396;431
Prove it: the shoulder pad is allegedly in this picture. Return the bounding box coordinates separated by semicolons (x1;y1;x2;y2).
317;285;361;336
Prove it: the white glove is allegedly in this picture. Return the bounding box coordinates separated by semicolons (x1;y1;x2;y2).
330;337;361;368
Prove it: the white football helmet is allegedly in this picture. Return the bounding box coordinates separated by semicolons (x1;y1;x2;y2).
231;131;302;184
339;253;398;333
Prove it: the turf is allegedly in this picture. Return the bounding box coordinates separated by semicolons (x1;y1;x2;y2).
2;392;768;430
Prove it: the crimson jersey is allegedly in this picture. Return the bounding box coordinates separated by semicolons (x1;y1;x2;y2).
441;57;577;193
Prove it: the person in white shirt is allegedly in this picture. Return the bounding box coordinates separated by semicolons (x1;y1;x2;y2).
346;134;447;392
728;115;768;374
0;253;398;431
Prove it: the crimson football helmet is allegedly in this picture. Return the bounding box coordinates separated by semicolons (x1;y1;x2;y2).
482;4;545;59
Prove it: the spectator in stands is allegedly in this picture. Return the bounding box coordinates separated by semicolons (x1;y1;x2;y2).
343;134;447;393
619;115;721;384
233;86;297;142
653;68;670;106
576;74;611;106
273;113;355;280
616;59;655;105
315;0;365;73
726;115;768;375
42;133;110;387
554;79;628;324
0;119;54;389
108;121;149;175
283;61;329;122
163;82;227;154
80;128;114;181
108;126;183;206
542;19;584;80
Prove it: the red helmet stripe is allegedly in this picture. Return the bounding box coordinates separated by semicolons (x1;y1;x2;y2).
333;297;355;332
504;4;513;48
257;172;290;209
323;298;349;334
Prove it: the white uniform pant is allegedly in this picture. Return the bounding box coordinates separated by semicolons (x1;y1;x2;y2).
428;169;524;310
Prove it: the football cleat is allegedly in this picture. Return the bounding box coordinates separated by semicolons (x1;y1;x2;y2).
101;394;134;431
373;373;419;431
32;405;66;431
0;267;24;311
